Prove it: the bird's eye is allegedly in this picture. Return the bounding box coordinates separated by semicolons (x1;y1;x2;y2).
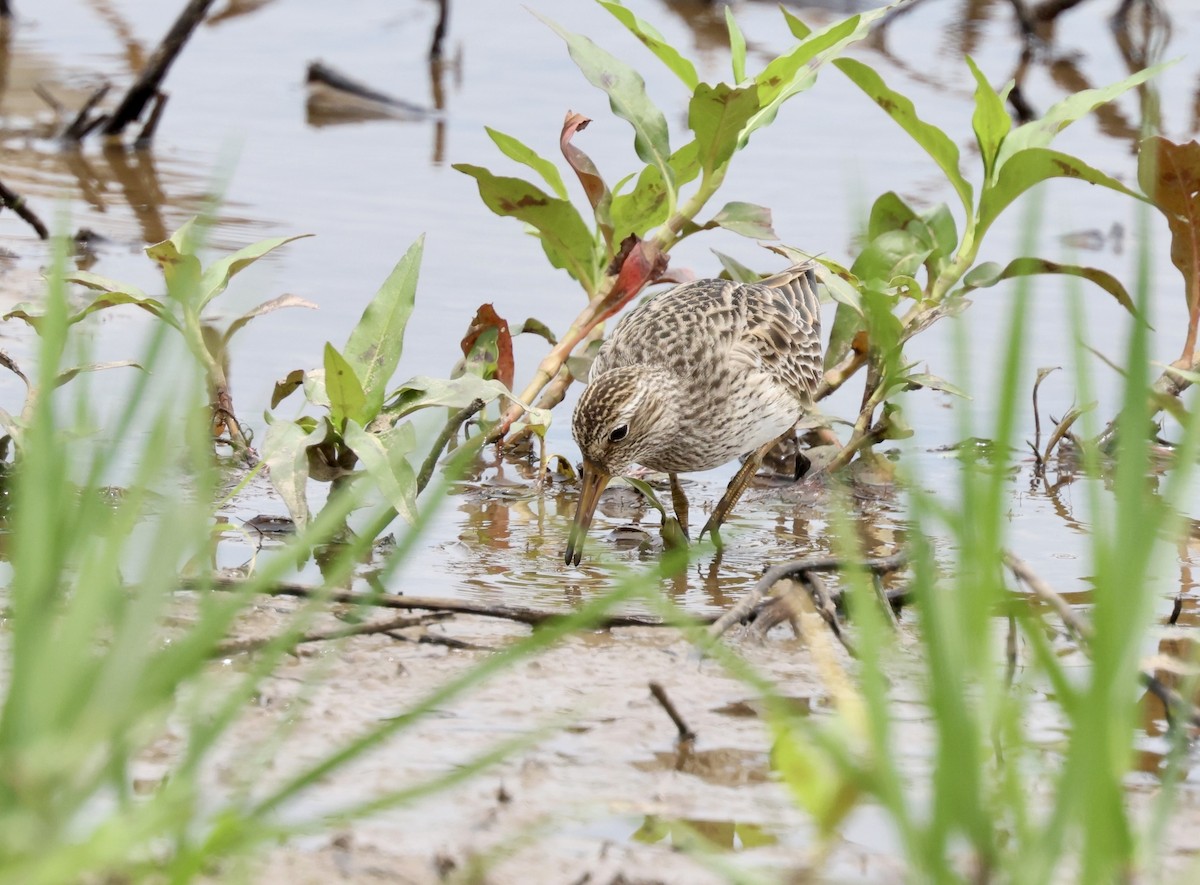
608;424;629;443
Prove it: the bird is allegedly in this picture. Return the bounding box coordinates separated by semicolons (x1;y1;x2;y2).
565;262;823;566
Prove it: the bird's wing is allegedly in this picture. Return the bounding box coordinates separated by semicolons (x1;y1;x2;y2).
730;265;823;403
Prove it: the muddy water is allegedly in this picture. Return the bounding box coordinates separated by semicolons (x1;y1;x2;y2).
4;0;1200;880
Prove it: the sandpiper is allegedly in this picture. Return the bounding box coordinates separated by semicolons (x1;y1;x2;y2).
565;262;822;566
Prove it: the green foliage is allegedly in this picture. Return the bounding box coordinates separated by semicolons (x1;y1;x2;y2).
3;219;314;455
806;52;1163;469
264;237;547;527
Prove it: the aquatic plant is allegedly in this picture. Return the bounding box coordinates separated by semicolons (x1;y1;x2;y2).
3;220;313;459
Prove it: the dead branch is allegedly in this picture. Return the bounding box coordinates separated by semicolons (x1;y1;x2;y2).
134;91;169;149
429;0;449;61
61;83;111;143
213;611;451;656
0;178;49;240
207;576;696;628
101;0;218;138
649;681;696;743
708;553;908;640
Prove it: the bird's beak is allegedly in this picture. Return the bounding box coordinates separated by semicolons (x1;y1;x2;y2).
565;459;611;566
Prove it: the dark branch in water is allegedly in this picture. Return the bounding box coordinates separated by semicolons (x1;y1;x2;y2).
101;0;218;138
61;83;111;143
649;681;696;743
135;92;170;149
429;0;449;61
0;178;49;240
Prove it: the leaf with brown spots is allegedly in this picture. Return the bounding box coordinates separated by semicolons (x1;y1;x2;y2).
459;304;515;388
455;163;601;294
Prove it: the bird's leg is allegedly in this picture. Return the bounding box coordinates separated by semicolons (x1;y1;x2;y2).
668;472;690;539
699;438;776;544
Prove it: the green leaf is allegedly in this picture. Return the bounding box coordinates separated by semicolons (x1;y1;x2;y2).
385;374;511;418
610;141;700;244
851;229;933;285
343;236;424;419
709;201;777;240
145;234;203;304
324;343;367;428
903;372;970;399
486;127;568;199
825;301;864;370
689;82;761;181
867;191;919;241
712;249;761;283
537;13;674;194
994;61;1171;172
725;6;747;83
836;57;974;215
223;294;317;346
965;57;1011;184
921;203;959;265
197;234;312;311
343;420;418;523
962;257;1136;313
977;148;1144;240
271;369;306;409
454;164;601;293
597;1;698;90
63;270;150;300
54;361;143;389
51;274;180;330
262;418;327;527
743;9;887;145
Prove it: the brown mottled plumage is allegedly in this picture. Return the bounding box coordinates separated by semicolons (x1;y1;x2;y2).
565;262;822;565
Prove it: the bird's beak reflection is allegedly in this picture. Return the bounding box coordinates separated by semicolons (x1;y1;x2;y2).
565;460;611;566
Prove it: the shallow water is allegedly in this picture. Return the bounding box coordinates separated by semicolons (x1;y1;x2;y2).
4;0;1200;878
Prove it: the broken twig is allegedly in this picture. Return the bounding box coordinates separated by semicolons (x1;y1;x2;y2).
709;553;908;640
101;0;218;138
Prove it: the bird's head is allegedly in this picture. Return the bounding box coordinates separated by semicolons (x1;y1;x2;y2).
565;365;678;566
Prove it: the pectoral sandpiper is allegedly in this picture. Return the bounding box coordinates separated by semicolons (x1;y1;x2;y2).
565;262;822;566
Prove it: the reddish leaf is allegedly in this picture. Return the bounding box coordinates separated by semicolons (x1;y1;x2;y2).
1139;136;1200;358
597;235;669;323
460;304;515;388
560;111;614;248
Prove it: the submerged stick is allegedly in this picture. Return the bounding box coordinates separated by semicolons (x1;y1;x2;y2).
101;0;218;137
649;681;696;743
0;178;49;240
